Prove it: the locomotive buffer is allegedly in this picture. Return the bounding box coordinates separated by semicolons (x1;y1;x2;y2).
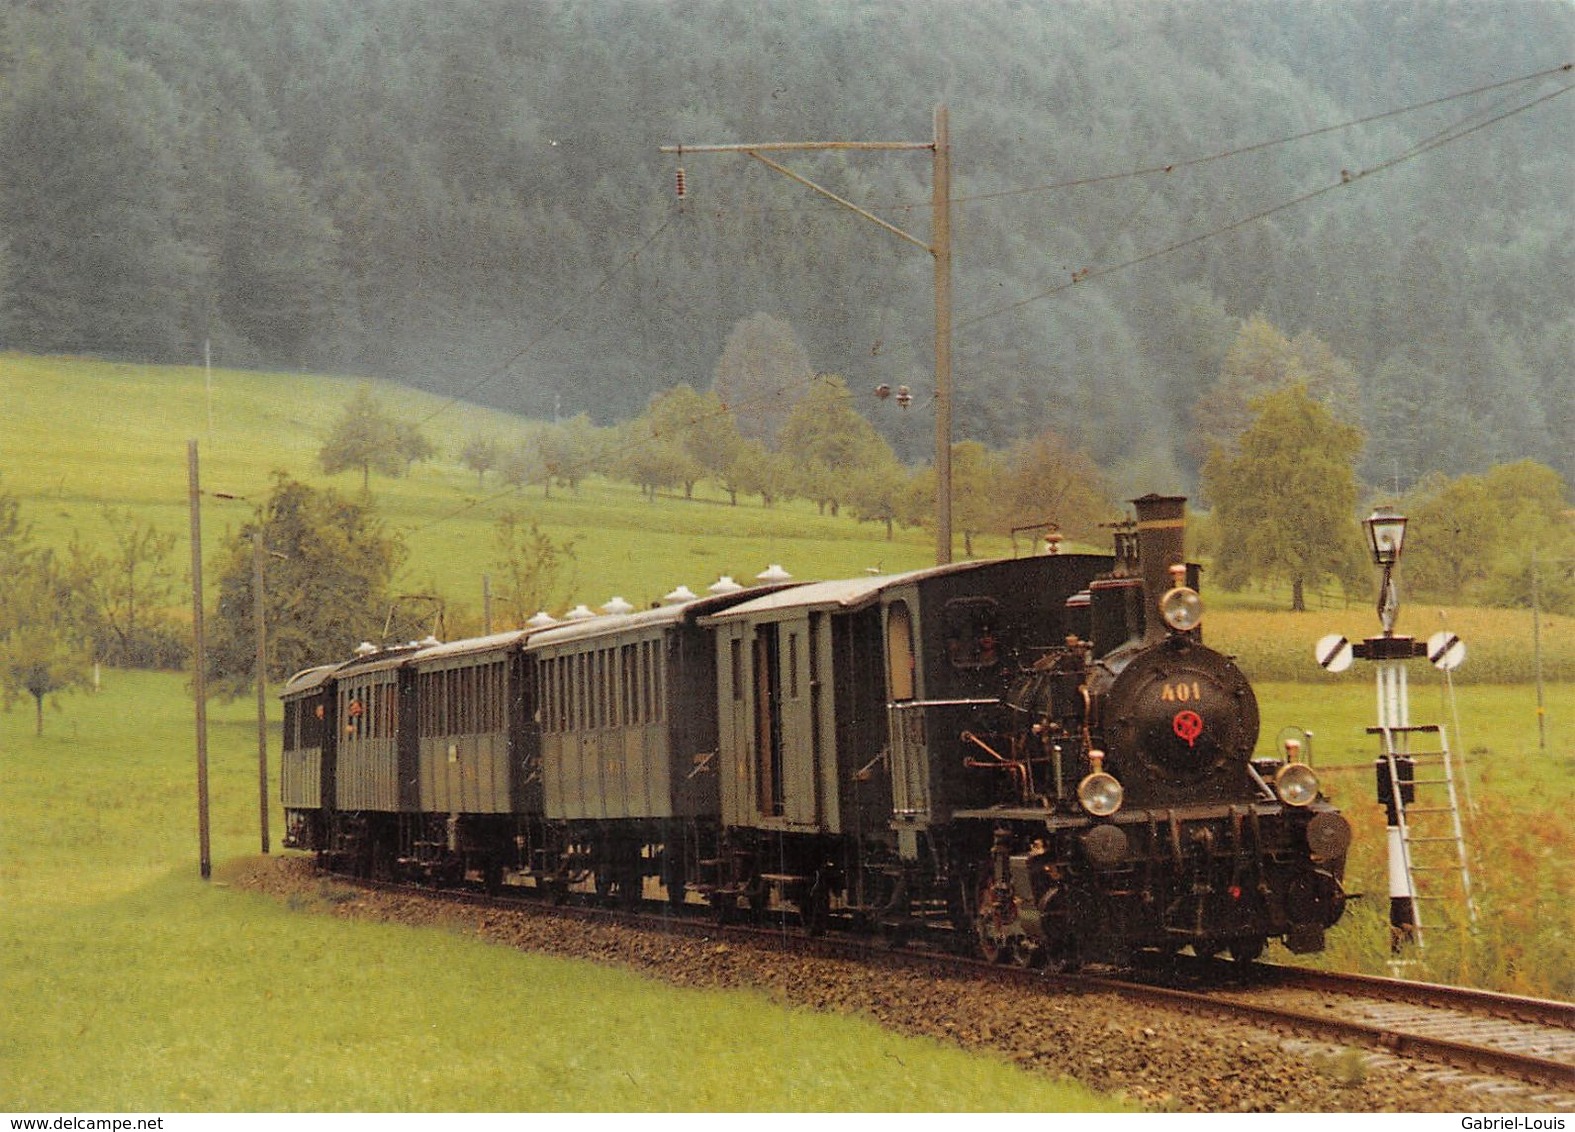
1315;507;1476;959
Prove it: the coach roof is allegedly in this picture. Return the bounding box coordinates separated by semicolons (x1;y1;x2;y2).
700;558;1013;623
409;628;534;664
525;583;800;650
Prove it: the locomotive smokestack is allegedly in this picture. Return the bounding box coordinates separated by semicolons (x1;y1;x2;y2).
1132;494;1188;643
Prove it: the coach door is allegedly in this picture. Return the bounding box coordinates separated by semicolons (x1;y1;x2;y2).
752;616;820;829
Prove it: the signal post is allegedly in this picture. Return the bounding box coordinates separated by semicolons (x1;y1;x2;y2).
1316;507;1468;956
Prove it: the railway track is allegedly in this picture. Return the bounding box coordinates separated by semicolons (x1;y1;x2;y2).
1102;960;1575;1094
330;871;1575;1101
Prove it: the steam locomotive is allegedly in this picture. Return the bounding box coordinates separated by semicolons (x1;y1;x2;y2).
281;494;1350;967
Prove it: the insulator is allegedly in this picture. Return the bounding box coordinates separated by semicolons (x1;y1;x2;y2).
874;383;891;401
896;384;912;409
675;167;687;199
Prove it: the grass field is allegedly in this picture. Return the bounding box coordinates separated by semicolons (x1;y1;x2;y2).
2;352;1570;1110
0;670;1131;1112
0;352;948;625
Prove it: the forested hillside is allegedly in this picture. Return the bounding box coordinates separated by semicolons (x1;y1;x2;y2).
1;0;1570;489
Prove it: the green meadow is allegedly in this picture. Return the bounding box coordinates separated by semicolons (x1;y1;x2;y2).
1;353;1570;1111
0;352;945;624
0;675;1136;1112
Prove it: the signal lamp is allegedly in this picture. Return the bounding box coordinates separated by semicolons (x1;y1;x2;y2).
1364;506;1408;566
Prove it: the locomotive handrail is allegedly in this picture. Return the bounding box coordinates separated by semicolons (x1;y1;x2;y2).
887;697;1002;709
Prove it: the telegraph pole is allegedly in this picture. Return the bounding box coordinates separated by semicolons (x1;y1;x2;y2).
253;533;270;855
187;441;212;880
661;104;956;563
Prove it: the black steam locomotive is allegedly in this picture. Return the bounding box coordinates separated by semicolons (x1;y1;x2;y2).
281;494;1349;967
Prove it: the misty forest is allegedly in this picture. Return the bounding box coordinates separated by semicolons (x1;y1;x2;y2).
1;0;1571;494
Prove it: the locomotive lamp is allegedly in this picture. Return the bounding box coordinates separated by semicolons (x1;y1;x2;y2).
1077;750;1124;817
1159;564;1204;633
1273;762;1322;808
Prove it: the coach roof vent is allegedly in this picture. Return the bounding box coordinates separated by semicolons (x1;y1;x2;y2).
708;575;743;595
354;641;378;657
756;564;792;582
526;610;558;629
601;596;635;615
663;584;698;603
564;604;596;621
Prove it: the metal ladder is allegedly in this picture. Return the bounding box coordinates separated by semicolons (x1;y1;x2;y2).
1373;723;1477;948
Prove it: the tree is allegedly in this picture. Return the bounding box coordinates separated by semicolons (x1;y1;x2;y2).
846;455;914;541
207;474;405;694
66;508;186;669
203;109;342;365
636;383;744;500
1400;460;1572;612
0;552;88;736
460;435;500;488
614;418;696;503
726;438;795;508
907;441;1005;558
500;437;547;495
537;414;605;496
1191;316;1361;462
318;385;431;492
491;511;578;627
996;428;1113;542
0;482;88;734
710;313;813;447
777;374;895;516
1201;384;1366;611
620;386;709;500
0;33;199;359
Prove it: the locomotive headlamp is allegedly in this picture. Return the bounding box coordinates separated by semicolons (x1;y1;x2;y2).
1159;585;1204;633
1274;762;1322;808
1078;750;1125;817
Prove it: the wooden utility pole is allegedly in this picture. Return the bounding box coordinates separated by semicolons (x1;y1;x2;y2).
253;533;270;855
661;104;955;563
187;441;212;880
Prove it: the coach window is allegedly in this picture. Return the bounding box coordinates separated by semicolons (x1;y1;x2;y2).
652;644;664;722
944;597;1001;669
887;601;915;702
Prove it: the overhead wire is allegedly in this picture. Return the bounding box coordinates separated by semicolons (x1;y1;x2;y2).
396;62;1573;546
955;73;1574;336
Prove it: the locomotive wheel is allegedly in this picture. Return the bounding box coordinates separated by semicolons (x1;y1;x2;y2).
1228;936;1267;964
975;877;1018;965
1041;938;1083;974
1011;937;1046;969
